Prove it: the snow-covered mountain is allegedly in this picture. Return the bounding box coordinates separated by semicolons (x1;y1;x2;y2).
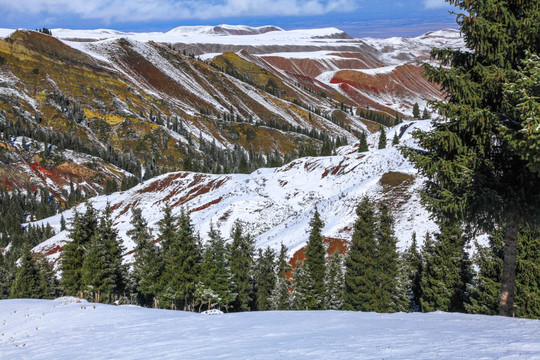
31;120;437;263
0;25;463;261
2;298;540;359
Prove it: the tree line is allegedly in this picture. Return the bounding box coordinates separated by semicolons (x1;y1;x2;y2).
5;197;538;318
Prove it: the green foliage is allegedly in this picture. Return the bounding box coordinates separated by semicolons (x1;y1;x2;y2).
254;247;276;311
60;204;98;296
81;235;112;302
161;208;200;310
376;203;401;312
402;0;540;316
468;224;540;319
358;131;369;153
302;209;326;310
402;232;422;311
129;208;163;307
344;197;378;311
196;224;236;312
501;53;540;174
324;251;345;310
292;260;313;310
271;243;292;310
420;222;473;313
378;126;387;149
344;198;403;312
81;203;126;303
412;102;420;119
10;249;43;299
227;220;255;312
422;107;430;120
392;132;399;146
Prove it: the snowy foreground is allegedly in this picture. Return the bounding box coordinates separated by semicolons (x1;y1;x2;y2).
1;299;540;359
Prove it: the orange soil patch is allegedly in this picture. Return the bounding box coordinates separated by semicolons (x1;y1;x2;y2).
287;236;349;280
191;196;224;213
29;162;55;177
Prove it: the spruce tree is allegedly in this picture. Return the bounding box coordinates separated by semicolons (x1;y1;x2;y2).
344;197;378;311
10;249;42;299
378;126;387;149
60;204;98;297
392;132;399;146
303;209;326;310
403;0;540;317
420;221;472;312
412;102;420;119
422;107;430;120
271;243;292;310
358;131;369;153
324;250;345;310
292;260;313;310
197;224;236;312
81;234;111;303
403;232;422;311
37;256;59;299
375;203;400;312
162;208;200;311
99;204;126;302
227;220;255;312
254;247;276;311
129;207;163;308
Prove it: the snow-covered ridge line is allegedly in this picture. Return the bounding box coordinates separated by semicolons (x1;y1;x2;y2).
31;121;437;264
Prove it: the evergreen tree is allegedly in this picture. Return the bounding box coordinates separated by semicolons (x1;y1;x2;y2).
358;131;369;153
60;204;98;297
412;102;420;119
60;214;66;231
227;220;255;312
254;247;276;311
420;221;473;313
196;224;236;312
161;208;200;311
81;204;125;303
302;209;326;310
37;256;59;299
344;197;378;311
422;107;430;120
324;250;345;310
392;132;399;146
99;204;126;302
129;208;163;308
403;0;540;317
157;204;176;256
81;234;111;303
271;243;292;310
10;249;42;299
376;203;401;312
378;126;387;149
403;232;422;311
292;260;313;310
358;131;369;152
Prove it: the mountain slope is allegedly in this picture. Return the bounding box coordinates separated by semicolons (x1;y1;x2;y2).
31;120;437;263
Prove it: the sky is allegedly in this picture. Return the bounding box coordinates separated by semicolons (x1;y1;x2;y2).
0;0;458;38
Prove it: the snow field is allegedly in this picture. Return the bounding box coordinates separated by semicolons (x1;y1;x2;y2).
1;298;540;359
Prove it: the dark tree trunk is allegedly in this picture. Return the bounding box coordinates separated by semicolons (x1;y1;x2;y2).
498;208;519;317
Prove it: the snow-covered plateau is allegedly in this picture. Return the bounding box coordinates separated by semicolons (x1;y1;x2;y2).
1;298;539;359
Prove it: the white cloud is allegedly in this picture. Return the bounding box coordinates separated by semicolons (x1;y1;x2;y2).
423;0;448;9
0;0;359;23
